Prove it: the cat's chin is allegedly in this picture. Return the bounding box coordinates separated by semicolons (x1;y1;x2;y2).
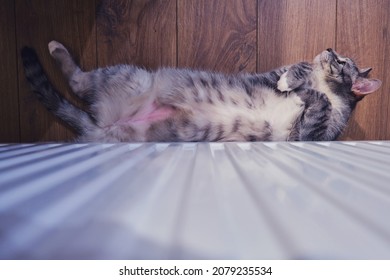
313;51;330;68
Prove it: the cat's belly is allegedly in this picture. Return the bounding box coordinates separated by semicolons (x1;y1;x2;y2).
113;102;175;126
196;91;305;141
97;102;176;141
99;91;304;142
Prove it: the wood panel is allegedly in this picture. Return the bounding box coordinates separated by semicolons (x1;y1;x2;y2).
0;0;20;142
338;0;390;140
3;0;390;142
258;0;337;72
16;0;97;142
97;0;176;69
178;0;257;73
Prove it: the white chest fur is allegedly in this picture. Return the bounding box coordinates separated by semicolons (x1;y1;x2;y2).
260;89;305;140
313;69;346;113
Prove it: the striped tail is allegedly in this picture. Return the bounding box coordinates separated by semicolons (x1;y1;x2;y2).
21;47;95;135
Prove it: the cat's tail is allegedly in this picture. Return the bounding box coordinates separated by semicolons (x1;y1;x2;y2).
21;46;96;135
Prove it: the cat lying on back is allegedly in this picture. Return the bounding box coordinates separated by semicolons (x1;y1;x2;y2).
21;41;381;142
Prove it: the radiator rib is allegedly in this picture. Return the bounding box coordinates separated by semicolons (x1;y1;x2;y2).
0;142;390;259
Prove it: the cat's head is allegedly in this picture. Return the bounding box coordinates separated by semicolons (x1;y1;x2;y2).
313;48;381;100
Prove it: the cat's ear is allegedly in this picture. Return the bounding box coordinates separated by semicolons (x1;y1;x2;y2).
359;67;372;78
352;78;382;96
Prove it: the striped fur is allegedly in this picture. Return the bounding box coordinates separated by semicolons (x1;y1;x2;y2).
21;42;381;142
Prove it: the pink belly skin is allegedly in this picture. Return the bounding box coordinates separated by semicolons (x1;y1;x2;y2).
114;102;175;126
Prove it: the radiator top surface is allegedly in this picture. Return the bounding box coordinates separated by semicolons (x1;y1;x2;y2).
1;141;389;259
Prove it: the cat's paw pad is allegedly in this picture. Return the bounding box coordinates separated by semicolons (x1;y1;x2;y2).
48;41;68;56
277;72;292;92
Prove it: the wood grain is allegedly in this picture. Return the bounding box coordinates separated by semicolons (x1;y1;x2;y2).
258;0;337;72
0;0;20;142
16;0;97;142
97;0;177;69
178;0;257;73
337;0;390;140
3;0;390;142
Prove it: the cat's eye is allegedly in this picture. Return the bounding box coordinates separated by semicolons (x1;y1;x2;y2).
336;59;346;65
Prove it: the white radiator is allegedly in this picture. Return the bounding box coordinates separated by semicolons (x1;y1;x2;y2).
0;141;390;259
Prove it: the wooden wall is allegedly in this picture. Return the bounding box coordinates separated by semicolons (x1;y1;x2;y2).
1;0;389;142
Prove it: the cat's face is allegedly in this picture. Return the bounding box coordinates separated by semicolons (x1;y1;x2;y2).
313;49;381;99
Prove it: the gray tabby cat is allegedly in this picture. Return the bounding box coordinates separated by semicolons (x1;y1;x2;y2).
21;41;381;142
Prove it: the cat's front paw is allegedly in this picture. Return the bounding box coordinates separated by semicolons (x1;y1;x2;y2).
277;72;292;92
48;41;69;56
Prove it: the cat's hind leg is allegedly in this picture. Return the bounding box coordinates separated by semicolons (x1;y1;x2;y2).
21;46;96;135
48;41;94;102
48;41;79;79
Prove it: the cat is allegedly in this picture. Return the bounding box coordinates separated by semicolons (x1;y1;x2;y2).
21;41;381;142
